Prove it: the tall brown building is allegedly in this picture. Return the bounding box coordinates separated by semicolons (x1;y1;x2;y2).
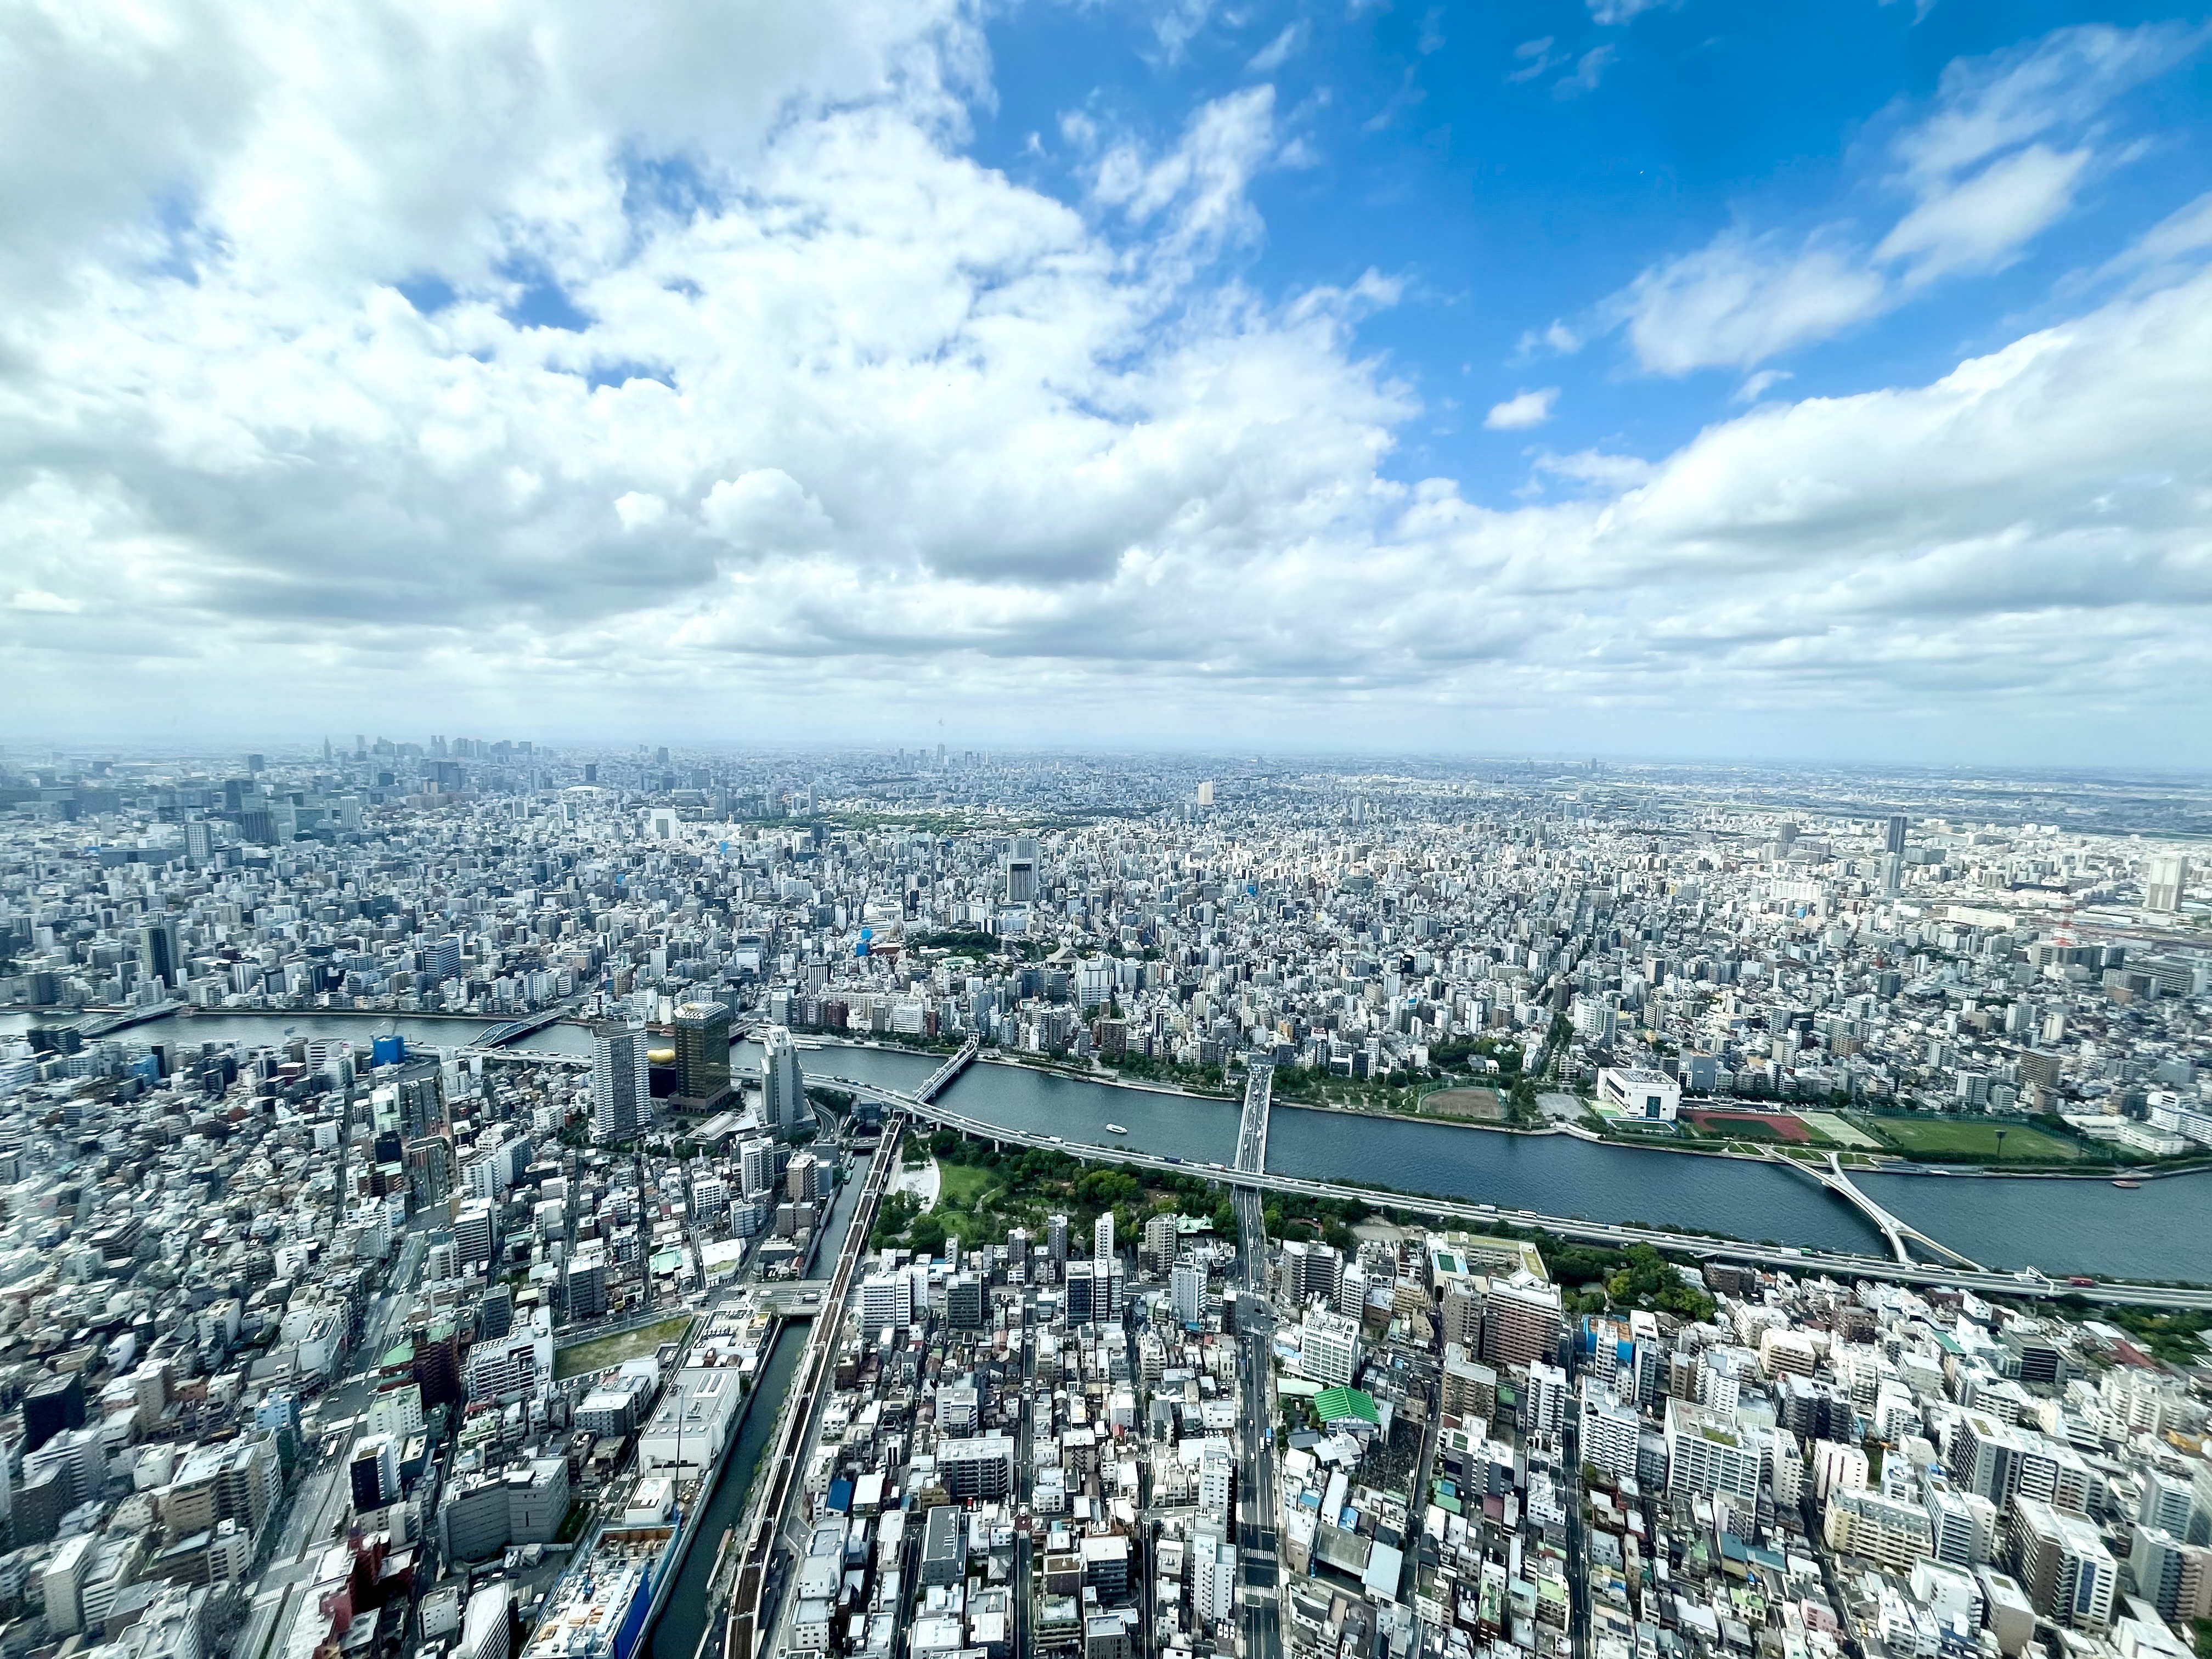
670;1000;733;1113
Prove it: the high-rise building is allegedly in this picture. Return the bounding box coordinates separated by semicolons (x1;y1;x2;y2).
24;1374;86;1454
137;917;182;990
1191;1524;1236;1626
2146;855;2188;913
2011;1496;2117;1633
1092;1211;1114;1266
1141;1212;1179;1269
786;1152;828;1202
939;1435;1016;1501
741;1138;789;1197
422;933;462;984
1171;1262;1203;1327
1885;814;1908;855
591;1022;650;1141
1526;1362;1570;1436
1580;1392;1641;1482
759;1025;805;1140
1300;1310;1359;1389
1481;1271;1565;1370
1925;1487;1999;1567
350;1433;399;1510
1664;1397;1764;1504
1065;1261;1093;1324
2128;1528;2211;1622
946;1274;985;1330
565;1251;608;1321
860;1271;913;1330
671;1001;732;1113
44;1534;89;1635
1047;1213;1068;1266
1003;838;1039;905
454;1199;498;1267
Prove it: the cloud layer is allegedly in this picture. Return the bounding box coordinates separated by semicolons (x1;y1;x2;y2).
2;1;2210;757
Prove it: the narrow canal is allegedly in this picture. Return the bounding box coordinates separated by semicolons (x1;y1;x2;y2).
645;1157;864;1659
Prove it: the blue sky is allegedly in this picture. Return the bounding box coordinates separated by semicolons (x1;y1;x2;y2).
3;0;2211;759
972;0;2212;498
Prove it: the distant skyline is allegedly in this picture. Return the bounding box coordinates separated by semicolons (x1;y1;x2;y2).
4;1;2210;760
12;736;2212;790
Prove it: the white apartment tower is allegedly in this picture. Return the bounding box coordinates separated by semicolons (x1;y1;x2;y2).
591;1022;650;1141
760;1025;805;1141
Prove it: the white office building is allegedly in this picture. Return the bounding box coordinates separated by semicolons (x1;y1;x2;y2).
861;1270;914;1331
1300;1310;1360;1389
1170;1262;1204;1327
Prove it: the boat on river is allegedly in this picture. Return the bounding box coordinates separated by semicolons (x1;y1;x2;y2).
2112;1178;2142;1189
1105;1123;1127;1135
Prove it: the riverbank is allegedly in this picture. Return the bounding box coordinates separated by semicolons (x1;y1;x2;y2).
35;1006;2212;1276
774;1031;2212;1184
802;1034;1246;1104
1870;1159;2212;1182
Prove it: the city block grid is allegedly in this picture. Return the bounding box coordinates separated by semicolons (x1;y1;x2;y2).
0;741;2206;1659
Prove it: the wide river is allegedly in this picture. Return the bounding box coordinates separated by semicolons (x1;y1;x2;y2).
24;1010;2212;1281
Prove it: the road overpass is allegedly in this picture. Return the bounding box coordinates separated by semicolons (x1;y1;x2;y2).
816;1074;2212;1310
751;1280;836;1319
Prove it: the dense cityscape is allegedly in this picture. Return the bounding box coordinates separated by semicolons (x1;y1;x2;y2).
12;1;2212;1658
0;741;2205;1659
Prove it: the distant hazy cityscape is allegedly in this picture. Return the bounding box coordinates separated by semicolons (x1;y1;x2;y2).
0;740;2209;1659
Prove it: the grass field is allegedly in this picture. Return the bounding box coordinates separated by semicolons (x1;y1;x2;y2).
1683;1110;1813;1143
934;1160;1002;1211
1796;1110;1881;1149
554;1313;696;1380
1857;1115;2082;1161
1423;1087;1506;1121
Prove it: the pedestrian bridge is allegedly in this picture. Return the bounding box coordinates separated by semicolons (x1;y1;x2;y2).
1764;1149;1982;1269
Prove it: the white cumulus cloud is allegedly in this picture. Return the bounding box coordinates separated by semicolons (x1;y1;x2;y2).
1484;388;1559;430
1611;233;1887;373
1;0;2209;758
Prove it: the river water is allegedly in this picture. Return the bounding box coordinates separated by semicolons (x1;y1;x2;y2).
25;1011;2212;1279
